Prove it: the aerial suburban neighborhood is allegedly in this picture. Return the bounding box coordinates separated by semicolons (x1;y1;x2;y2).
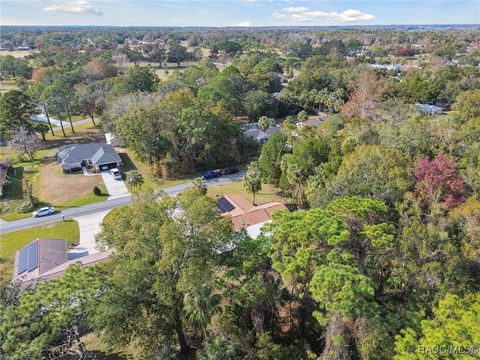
0;1;479;359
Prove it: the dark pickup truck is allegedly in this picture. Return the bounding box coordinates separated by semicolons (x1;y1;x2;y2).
201;167;239;180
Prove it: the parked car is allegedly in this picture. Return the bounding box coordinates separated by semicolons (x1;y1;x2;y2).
32;207;55;218
222;167;239;175
201;169;222;180
110;168;122;180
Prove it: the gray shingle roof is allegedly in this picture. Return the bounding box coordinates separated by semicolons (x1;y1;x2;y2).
14;238;68;278
57;143;121;166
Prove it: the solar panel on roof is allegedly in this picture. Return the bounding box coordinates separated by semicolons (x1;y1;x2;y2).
28;240;39;272
17;246;29;275
217;197;235;213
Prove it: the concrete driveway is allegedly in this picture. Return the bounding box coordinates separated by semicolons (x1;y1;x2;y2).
69;209;111;258
101;171;130;200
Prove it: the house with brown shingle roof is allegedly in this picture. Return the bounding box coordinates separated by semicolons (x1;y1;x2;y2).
217;194;287;238
13;238;112;290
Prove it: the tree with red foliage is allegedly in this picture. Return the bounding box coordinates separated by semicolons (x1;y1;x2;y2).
413;154;468;210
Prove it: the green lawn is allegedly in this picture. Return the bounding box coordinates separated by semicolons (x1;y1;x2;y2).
57;187;109;208
70;114;88;122
207;180;283;205
0;220;79;281
80;333;134;360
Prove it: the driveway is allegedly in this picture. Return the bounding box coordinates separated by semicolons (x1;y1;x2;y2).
69;209;111;258
101;171;130;200
0;171;245;234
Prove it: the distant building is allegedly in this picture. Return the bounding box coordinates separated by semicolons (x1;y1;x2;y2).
417;103;444;115
296;118;322;129
217;194;287;239
242;123;281;144
13;238;112;289
57;143;123;173
368;63;403;75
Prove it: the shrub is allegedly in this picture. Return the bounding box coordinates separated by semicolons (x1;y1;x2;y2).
93;185;102;196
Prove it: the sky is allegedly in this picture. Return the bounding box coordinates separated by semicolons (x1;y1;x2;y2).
1;0;479;27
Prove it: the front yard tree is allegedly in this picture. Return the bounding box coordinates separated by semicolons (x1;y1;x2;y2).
48;76;78;134
297;110;308;121
77;81;108;126
258;116;275;131
258;131;288;186
0;266;103;360
0;90;38;140
192;177;207;195
28;82;54;136
35;122;49;141
123;67;159;92
127;170;144;190
150;46;167;67
44;86;67;137
244;161;262;205
167;42;189;67
8;126;41;160
93;190;242;357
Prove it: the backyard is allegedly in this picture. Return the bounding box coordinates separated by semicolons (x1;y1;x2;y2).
207;180;284;205
0;220;79;281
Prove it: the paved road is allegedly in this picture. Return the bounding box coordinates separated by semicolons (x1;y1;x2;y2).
52;118;91;132
0;171;245;234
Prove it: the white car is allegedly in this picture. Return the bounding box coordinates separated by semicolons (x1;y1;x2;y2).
110;168;122;180
32;207;55;218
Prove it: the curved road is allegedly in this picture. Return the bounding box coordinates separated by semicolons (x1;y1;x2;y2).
0;171;245;234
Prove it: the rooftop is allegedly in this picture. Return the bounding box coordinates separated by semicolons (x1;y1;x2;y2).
57;143;122;166
217;194;287;231
14;239;68;282
13;238;113;290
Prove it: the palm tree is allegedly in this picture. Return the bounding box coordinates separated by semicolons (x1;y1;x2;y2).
243;161;262;205
183;286;220;338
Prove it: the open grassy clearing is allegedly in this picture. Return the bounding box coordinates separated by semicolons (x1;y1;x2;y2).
70;114;89;122
0;80;18;94
0;220;79;281
207;180;284;205
0;145;18;161
79;333;135;360
44;120;104;146
0;50;36;58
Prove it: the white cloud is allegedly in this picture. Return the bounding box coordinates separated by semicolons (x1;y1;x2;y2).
273;6;375;23
44;0;103;15
282;6;309;13
237;21;254;26
333;9;376;22
272;12;287;18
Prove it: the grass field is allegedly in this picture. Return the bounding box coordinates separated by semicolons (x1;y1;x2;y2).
207;180;283;205
0;50;36;58
80;333;134;360
0;220;79;281
44;121;105;146
0;80;17;94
